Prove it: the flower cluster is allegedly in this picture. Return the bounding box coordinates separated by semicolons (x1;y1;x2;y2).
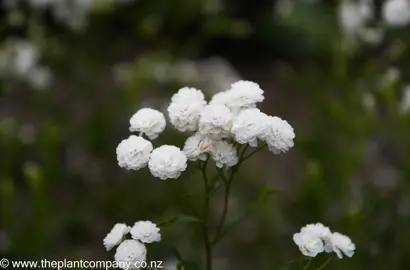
103;221;161;269
293;223;355;259
116;80;295;179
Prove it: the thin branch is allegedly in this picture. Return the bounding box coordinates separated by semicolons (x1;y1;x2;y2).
200;160;212;270
302;257;313;270
317;256;333;270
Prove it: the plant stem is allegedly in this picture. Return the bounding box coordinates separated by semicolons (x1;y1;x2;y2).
200;160;212;270
317;256;332;270
241;144;266;162
212;172;233;245
212;144;250;245
302;257;313;270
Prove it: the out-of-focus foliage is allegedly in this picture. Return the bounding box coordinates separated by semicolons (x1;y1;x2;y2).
1;0;410;269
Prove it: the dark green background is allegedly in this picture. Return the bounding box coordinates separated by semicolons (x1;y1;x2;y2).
1;0;410;269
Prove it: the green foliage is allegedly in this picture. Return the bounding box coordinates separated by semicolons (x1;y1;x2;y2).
1;0;410;269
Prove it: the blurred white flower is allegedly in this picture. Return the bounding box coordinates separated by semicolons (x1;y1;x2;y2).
198;104;233;139
400;85;410;113
261;116;295;154
301;223;332;252
210;140;238;168
148;145;188;180
167;88;206;132
18;123;36;144
103;223;131;251
384;67;401;84
339;0;373;34
383;0;410;27
359;28;384;45
362;92;376;110
129;108;166;140
56;0;92;30
12;41;39;75
116;135;153;170
275;0;294;17
231;108;270;147
293;231;324;257
183;133;215;161
130;221;161;243
28;0;55;8
0;39;52;89
27;66;52;89
330;232;355;259
114;240;147;269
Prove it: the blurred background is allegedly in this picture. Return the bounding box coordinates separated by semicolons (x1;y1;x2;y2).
1;0;410;269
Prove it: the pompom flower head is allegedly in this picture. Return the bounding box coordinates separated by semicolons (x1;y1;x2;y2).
330;232;355;259
198;104;233;139
116;135;153;170
167;88;206;132
224;80;264;114
261;116;295;154
114;240;147;269
129;108;166;140
130;221;161;243
293;231;324;257
103;223;131;251
171;87;205;103
148;145;188;180
231;108;270;147
183;133;215;161
210;140;238;168
301;223;332;252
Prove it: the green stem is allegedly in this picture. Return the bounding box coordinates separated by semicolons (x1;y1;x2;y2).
211;144;250;245
302;258;313;270
211;172;233;245
200;160;212;270
241;144;266;162
317;256;332;270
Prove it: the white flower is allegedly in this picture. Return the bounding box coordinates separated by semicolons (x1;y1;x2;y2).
129;108;166;140
167;102;204;132
293;232;324;257
330;232;355;259
260;116;295;154
148;145;188;180
225;80;264;113
130;221;161;243
103;223;131;251
339;0;373;34
210;140;238;168
209;91;231;106
301;223;332;252
231;108;270;147
383;0;410;27
171;87;205;104
183;133;215;161
167;88;206;132
198;104;233;139
114;240;147;269
116;135;153;170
